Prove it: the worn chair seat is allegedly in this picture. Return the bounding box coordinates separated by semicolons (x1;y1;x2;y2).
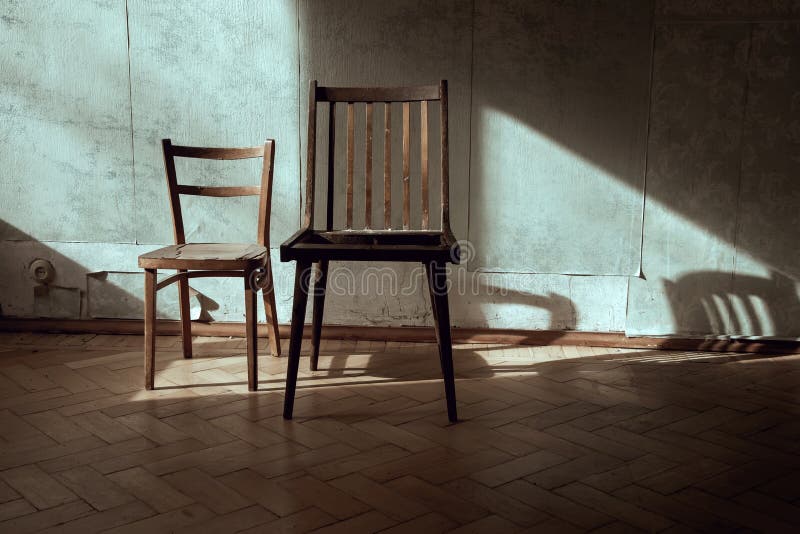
139;243;268;270
280;229;458;263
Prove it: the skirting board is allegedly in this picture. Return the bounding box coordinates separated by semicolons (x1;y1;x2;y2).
0;318;798;355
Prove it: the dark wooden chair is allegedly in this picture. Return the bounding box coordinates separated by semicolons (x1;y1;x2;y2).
138;139;281;391
280;81;460;422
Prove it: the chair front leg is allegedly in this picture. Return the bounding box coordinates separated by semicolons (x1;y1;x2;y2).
144;268;157;390
244;268;258;391
310;259;329;371
284;260;312;419
177;269;192;359
425;261;457;423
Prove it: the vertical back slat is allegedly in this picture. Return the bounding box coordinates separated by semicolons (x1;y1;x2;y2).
402;102;411;230
326;103;336;230
365;103;373;229
440;81;450;230
310;83;446;234
420;101;430;230
383;103;392;229
346;102;354;229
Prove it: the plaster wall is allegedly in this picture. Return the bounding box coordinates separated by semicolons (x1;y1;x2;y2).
1;1;798;338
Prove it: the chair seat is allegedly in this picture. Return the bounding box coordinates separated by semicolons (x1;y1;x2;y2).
138;243;267;270
280;229;459;263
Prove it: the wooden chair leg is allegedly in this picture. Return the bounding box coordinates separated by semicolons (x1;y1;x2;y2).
244;269;258;391
284;261;312;419
310;259;329;371
144;268;157;390
427;263;440;340
177;269;192;359
425;261;457;423
261;260;281;357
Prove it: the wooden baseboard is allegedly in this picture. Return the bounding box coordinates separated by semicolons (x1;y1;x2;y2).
0;318;798;355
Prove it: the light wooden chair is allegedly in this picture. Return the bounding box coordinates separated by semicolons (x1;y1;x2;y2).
138;139;281;391
280;81;460;422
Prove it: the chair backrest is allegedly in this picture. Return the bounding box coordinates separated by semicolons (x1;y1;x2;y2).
161;139;275;247
304;80;451;234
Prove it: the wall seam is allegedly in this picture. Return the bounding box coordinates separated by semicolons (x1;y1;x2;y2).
124;0;137;245
636;5;658;280
463;0;476;264
296;1;303;233
626;2;658;334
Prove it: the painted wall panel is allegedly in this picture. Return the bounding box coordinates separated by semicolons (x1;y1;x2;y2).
0;237;626;332
283;263;627;331
128;0;299;247
469;0;652;275
0;0;133;243
0;240;148;319
88;272;180;320
449;271;627;332
2;2;798;337
627;23;750;336
0;239;297;324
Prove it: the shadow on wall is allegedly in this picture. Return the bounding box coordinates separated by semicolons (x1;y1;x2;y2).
466;2;800;337
472;280;578;332
0;220;220;321
665;270;800;338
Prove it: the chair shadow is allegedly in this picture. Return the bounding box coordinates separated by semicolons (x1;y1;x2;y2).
152;282;582;395
664;269;800;338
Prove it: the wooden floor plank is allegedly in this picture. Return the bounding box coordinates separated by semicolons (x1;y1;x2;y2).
0;464;78;509
36;501;155;534
279;475;370;520
162;468;251;515
107;466;193;513
55;465;136;511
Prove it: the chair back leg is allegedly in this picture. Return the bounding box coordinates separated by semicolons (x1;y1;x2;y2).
261;263;282;357
284;261;312;419
425;261;458;422
244;268;258;391
310;259;330;371
144;268;157;390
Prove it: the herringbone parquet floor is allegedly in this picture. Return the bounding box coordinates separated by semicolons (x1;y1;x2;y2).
0;332;799;533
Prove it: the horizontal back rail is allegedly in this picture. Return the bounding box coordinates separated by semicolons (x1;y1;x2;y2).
169;145;264;160
316;85;440;103
162;138;274;246
176;185;261;197
156;269;243;290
